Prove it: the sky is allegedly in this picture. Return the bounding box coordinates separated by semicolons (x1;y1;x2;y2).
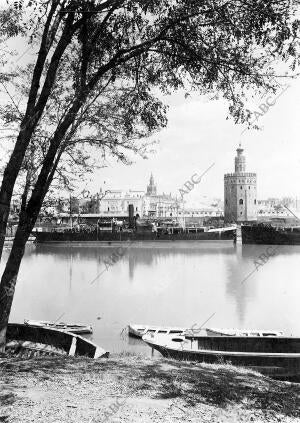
1;5;300;208
90;79;300;207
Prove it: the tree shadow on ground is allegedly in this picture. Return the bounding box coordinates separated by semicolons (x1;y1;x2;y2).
1;356;300;418
122;359;300;418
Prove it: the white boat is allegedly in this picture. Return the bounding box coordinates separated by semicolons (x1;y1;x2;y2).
24;319;93;335
128;324;187;339
206;328;284;337
128;324;282;339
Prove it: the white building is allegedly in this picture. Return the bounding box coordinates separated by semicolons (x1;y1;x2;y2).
98;189;145;216
97;175;182;218
75;175;223;221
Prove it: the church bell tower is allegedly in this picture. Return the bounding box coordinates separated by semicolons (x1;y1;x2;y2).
146;173;157;196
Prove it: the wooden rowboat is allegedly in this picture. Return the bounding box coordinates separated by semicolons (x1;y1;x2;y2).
142;333;300;377
24;319;93;334
206;328;284;337
6;323;108;359
128;324;187;339
128;324;282;339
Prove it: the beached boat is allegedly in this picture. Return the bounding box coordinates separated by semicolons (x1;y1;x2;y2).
142;333;300;377
24;319;93;334
128;324;282;339
206;328;284;337
6;323;108;358
128;324;187;339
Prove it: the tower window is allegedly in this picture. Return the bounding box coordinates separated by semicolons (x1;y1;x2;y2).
239;199;243;205
248;186;250;189
254;199;257;205
240;186;242;190
225;199;228;205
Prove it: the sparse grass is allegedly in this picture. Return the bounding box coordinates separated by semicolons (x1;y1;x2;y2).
0;393;16;406
0;354;300;422
116;351;146;359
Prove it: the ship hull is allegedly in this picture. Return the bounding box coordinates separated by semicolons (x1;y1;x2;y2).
241;225;300;245
35;229;236;243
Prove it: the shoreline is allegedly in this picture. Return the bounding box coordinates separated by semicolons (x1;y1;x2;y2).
1;354;300;422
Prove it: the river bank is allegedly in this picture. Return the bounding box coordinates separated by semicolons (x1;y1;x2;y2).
1;354;300;422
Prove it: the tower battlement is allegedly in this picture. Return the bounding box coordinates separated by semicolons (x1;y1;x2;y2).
224;172;256;179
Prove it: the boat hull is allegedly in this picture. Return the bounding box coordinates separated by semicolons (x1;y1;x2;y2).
35;229;236;243
6;323;108;359
143;335;300;378
241;224;300;245
151;346;300;377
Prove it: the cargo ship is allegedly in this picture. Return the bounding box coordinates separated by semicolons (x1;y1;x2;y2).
34;226;236;243
241;223;300;245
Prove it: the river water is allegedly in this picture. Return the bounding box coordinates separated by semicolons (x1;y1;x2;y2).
3;241;300;356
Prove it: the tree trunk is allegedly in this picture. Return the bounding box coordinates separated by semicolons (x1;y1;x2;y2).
0;222;29;352
0;128;35;260
0;150;62;351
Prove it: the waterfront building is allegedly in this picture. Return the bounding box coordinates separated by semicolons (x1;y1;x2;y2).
224;145;257;223
144;174;182;218
97;189;145;217
96;175;182;219
34;175;222;228
179;207;223;219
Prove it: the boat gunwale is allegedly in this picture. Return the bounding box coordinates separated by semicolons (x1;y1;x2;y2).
206;328;284;337
24;319;93;334
130;325;283;338
145;342;300;358
184;335;299;341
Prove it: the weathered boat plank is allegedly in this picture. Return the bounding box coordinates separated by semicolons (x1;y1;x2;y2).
6;324;108;359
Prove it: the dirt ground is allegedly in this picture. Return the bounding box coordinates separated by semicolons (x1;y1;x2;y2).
1;353;300;422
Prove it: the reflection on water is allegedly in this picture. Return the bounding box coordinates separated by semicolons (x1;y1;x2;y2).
2;241;300;354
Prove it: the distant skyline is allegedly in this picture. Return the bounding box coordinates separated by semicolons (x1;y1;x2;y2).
2;34;300;209
87;76;300;208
